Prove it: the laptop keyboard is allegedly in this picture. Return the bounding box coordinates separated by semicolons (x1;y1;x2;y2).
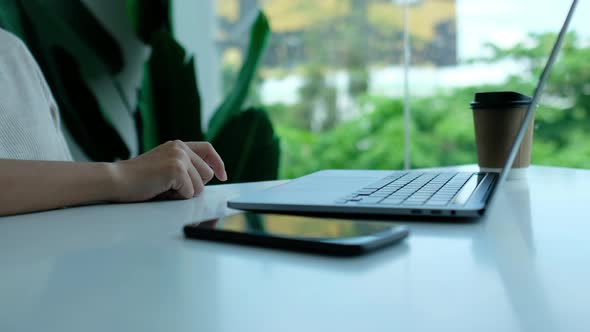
335;172;474;207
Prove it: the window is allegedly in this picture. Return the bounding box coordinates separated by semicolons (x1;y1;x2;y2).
214;0;590;178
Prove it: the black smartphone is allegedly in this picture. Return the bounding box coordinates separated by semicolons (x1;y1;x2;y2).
183;213;409;256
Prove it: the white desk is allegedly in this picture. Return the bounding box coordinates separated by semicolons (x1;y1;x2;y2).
0;166;588;332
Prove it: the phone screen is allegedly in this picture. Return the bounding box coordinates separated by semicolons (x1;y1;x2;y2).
195;213;398;240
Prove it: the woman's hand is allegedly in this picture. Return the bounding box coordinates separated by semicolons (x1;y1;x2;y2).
112;140;227;202
0;140;225;216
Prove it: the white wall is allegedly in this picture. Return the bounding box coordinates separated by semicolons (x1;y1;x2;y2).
172;0;222;130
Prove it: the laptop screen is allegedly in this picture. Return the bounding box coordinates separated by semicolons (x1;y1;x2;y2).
487;0;578;207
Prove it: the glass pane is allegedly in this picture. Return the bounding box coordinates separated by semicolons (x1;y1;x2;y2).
410;0;590;170
215;0;590;178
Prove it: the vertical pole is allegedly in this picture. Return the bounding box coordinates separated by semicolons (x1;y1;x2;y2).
402;0;411;170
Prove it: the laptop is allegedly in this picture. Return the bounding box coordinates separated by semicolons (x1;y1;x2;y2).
229;0;578;219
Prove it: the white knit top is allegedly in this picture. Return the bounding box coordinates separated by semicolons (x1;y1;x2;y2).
0;29;72;161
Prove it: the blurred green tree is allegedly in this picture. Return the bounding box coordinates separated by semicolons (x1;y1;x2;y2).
271;32;590;179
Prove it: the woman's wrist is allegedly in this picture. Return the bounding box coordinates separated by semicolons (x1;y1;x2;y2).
99;162;124;202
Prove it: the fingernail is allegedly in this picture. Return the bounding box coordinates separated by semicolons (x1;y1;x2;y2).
223;171;228;181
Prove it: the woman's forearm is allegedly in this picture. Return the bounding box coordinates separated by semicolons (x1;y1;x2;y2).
0;160;118;216
0;141;227;217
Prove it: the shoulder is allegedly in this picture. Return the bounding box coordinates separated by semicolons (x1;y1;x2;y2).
0;28;28;54
0;28;38;72
0;28;49;96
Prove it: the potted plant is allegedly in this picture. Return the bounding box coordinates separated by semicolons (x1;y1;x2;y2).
0;0;279;183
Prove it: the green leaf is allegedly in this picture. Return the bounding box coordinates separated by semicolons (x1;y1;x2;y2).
17;0;130;161
42;0;124;74
52;47;130;161
0;0;25;38
211;108;280;183
137;30;203;152
126;0;171;44
136;63;158;152
207;11;270;139
3;0;125;75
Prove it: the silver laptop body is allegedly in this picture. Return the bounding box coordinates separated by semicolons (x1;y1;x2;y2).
228;0;577;219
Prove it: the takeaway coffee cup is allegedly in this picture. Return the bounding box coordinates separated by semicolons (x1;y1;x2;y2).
470;91;534;178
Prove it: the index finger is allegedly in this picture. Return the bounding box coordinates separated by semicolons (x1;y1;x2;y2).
186;142;227;181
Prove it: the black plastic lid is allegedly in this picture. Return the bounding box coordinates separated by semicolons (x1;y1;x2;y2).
470;91;532;110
